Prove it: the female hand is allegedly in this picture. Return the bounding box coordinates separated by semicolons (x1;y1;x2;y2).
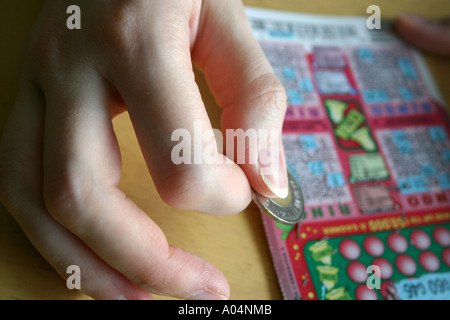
0;0;288;299
395;12;450;56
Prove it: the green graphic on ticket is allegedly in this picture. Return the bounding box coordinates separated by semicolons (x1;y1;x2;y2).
349;153;389;183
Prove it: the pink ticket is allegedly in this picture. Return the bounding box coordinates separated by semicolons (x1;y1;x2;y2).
247;7;450;300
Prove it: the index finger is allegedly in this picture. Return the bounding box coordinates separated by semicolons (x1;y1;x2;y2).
41;68;229;299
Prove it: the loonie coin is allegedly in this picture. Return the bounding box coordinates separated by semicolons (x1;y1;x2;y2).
253;168;305;225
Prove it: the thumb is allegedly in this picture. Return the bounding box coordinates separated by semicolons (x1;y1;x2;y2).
394;13;450;56
193;0;288;199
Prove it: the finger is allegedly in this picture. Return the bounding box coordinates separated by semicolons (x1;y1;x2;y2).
41;70;229;300
0;80;153;300
192;0;289;199
101;2;252;215
395;13;450;56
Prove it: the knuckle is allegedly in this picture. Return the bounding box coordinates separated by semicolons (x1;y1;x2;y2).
97;1;188;64
27;19;81;82
29;26;65;75
0;150;27;210
43;170;86;228
97;1;146;59
157;165;209;211
249;73;288;117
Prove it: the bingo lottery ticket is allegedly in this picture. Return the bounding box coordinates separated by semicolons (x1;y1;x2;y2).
246;7;450;300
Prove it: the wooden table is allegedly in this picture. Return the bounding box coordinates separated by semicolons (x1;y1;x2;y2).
1;0;449;300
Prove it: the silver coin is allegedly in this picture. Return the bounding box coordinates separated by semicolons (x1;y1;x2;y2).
253;168;305;225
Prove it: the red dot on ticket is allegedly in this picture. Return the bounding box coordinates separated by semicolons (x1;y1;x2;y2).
433;227;450;247
355;284;377;300
410;230;431;250
396;255;417;276
372;258;393;279
381;281;398;300
347;261;368;283
442;248;450;267
364;236;385;257
339;239;361;260
387;233;408;253
419;251;440;272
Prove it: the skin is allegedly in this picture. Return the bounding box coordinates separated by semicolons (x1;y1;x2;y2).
0;0;448;300
395;13;450;56
0;0;288;300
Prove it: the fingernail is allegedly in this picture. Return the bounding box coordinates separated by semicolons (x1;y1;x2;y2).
258;147;288;199
188;290;229;300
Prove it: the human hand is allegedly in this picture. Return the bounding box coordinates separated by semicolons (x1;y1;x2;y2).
0;0;288;300
395;12;450;56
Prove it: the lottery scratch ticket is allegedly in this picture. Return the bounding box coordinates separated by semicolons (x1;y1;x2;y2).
246;7;450;300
